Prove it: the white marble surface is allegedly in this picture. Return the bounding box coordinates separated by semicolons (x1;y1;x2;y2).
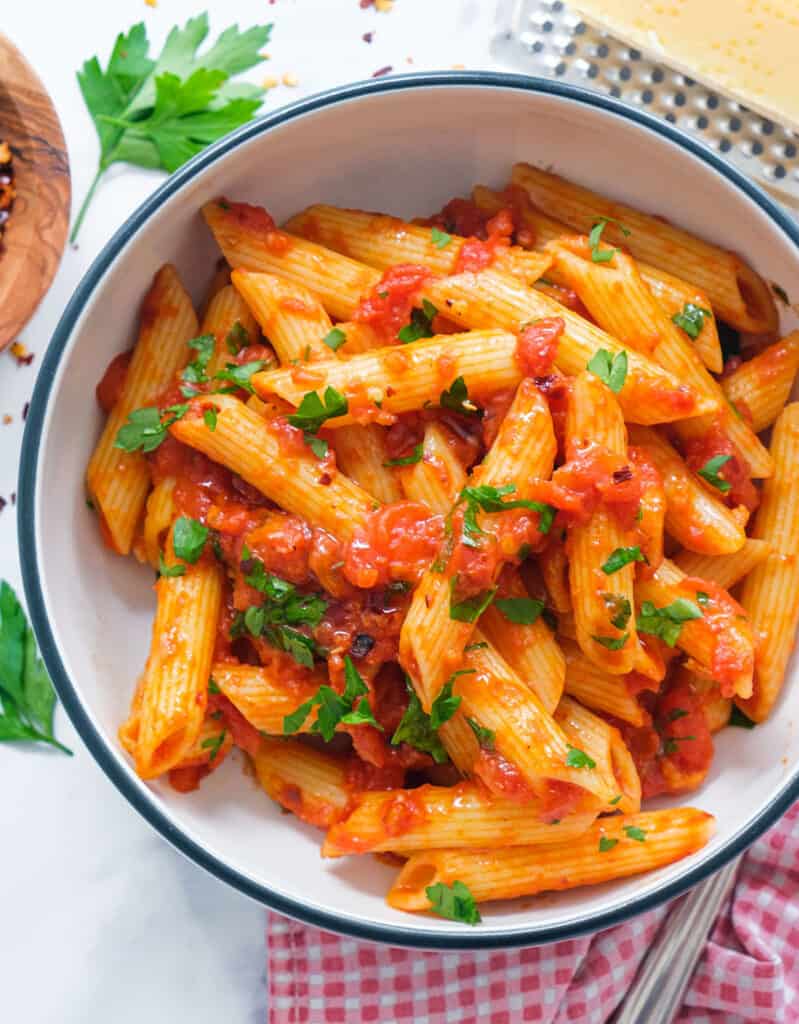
0;1;515;1019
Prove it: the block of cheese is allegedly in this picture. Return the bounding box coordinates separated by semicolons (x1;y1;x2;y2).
572;0;799;134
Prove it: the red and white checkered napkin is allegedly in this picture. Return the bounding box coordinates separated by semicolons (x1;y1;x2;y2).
266;801;799;1023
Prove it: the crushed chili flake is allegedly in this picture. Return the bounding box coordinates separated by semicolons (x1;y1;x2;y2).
362;31;374;42
0;496;6;514
0;140;15;248
372;65;393;78
10;342;34;366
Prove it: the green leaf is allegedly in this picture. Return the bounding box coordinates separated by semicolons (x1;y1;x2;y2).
398;301;438;344
601;593;632;631
439;376;483;417
158;552;186;578
172;516;209;563
494;597;544;625
672;303;712;340
342;656;369;704
244;605;265;637
22;628;55;736
729;705;756;729
696;591;710;606
591;633;629;651
588;217;630;263
201;729;226;763
323;327;347;352
566;745;596;770
599;836;618;852
668;708;689;721
601;546;646;574
624;825;647;842
213;359;268;395
391;680;448;763
226;320;250;355
431;227;452;249
587;348;628;393
449;586;496;623
426;880;481;925
182;333;216;384
429;670;473;730
203;407;217;431
697;454;732;494
283;697;316;735
114;403;188;453
0;581;26;706
636;599;703;647
383;444;424;467
609;794;622;805
274;626;317;668
466;717;495;750
288;386;349;433
457;484;555;544
208;678;221;694
340;696;383;731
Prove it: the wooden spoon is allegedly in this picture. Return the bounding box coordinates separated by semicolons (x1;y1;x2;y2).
0;34;70;351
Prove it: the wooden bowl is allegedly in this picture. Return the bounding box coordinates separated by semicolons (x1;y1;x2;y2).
0;34;70;351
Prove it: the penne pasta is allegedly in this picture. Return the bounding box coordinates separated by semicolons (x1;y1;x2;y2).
211;660;325;735
87;265;198;554
322;781;598;857
252;738;352;828
396;422;468;513
141;476;176;570
722;332;799;434
737;404;799;721
511;162;777;334
201;283;260;376
673;538;771;591
562;640;649;728
387;807;715;910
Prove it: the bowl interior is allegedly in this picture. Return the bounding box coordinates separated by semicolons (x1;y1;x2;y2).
25;78;799;946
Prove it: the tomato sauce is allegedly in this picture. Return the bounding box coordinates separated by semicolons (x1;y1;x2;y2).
169;765;212;793
207;692;262;758
679;418;759;512
218;198;292;254
353;264;433;341
628;446;665;573
516;318;564;377
682;576;754;698
473;749;536;804
343;502;443;589
96;350;132;413
453;209;514;274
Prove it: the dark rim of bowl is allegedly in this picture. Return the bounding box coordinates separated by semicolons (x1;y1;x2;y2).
18;71;799;950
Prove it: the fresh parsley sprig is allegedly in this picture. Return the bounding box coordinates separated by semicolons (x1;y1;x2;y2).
391;677;448;763
697;455;732;494
456;483;555;547
588;217;631;263
287;386;349;458
426;880;481;925
587;348;628;393
73;15;272;241
398;300;438;344
0;582;72;755
636;598;703;647
114;403;189;453
439;376;483;417
283;656;381;740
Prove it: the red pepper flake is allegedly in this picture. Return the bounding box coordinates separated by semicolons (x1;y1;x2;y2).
372;65;393;78
362;31;374;42
10;342;34;366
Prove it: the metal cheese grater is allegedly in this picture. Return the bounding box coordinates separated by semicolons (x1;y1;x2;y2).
503;0;799;212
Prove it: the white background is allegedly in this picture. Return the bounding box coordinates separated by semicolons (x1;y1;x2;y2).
0;1;519;1020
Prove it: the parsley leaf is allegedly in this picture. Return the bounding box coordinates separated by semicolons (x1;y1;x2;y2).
587;348;628;393
729;705;756;729
588;217;630;263
449;585;496;623
591;632;629;651
201;729;226;763
391;678;448;763
602;593;632;630
226;320;250;355
73;15;271;241
181;333;215;385
457;484;555;546
172;516;209;563
494;597;544;625
672;303;712;340
208;678;221;695
697;454;732;494
322;327;347;352
636;599;702;647
0;581;72;755
566;745;596;770
696;591;710;606
668;708;689;721
283;657;380;740
203;407;217;431
114;403;188;453
429;670;473;729
213;359;268;395
431;227;452;249
599;836;618;852
624;825;646;842
398;300;438;344
439;376;483;417
158;552;186;578
288;386;348;432
602;546;646;574
383;444;424;467
466;717;495;750
426;880;481;925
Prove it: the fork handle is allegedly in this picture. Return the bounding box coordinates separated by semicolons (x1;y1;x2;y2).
609;859;738;1024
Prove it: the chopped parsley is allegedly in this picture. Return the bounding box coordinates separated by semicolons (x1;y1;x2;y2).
158;552;186;578
662;735;696;755
672;303;712;340
588;217;630;263
383;444;424;467
636;598;702;647
466;717;495;750
696;591;710;606
601;546;646;574
430;227;452;250
391;677;448;763
283;656;380;740
208;678;221;695
624;825;647;842
587;348;628;393
398;300;438;343
439;375;483;417
609;794;622;805
494;596;544;625
697;454;732;494
287;385;348;458
566;745;596;770
591;633;629;651
429;669;474;729
213;359;268;395
114;403;189;453
449;583;496;623
457;483;555;547
599;836;618;852
201;730;226;763
226;321;250;355
426;880;481;925
729;705;756;729
668;708;689;721
181;333;215;386
203;407;217;431
602;593;632;630
172;516;209;564
322;327;347;352
464;641;489;652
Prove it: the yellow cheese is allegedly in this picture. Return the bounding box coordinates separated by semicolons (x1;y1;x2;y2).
572;0;799;133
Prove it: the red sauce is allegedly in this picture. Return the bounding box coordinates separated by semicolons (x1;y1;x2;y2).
473;749;536;804
680;418;759;512
453;209;514;274
169;765;211;793
539;780;588;822
207;692;262;758
218;198;291;253
353;264;433;341
243;513;314;585
96;350;132;413
481;389;516;449
428;196;490;238
345;755;407;792
516;318;564;377
628;446;665;574
343;502;443;589
534;373;573;454
681;576;754;697
382;790;427;837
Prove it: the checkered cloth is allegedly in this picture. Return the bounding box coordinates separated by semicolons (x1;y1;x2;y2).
266;801;799;1023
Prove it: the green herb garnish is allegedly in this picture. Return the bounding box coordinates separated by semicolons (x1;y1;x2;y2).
636;598;702;647
426;880;481;925
587;348;628;393
602;546;646;574
566;745;596;770
672;303;712;340
494;597;544;625
383;444;424;467
697;454;732;494
439;375;483;417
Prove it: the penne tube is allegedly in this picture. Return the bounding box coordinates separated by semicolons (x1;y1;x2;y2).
397;422;468;513
673;538;771;591
171;714;233;770
548;240;771;477
127;530;223;779
722;332;799;434
141;476;176;570
170;394;375;542
211;660;325;735
562;640;648;727
334;426;404;505
566;370;638;673
479;574;565;714
87;265;198;554
198;260;231;319
636;559;755;700
628;426;746;555
737;404;799;721
387;807;715;910
284;204;553;285
554;696;641;813
511;162;777;334
252;737;352;828
322;781;598;857
471;183;723;374
539;541;572;614
332;320;385;354
201;283;260;376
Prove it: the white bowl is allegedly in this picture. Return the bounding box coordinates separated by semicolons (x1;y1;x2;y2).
19;73;799;948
